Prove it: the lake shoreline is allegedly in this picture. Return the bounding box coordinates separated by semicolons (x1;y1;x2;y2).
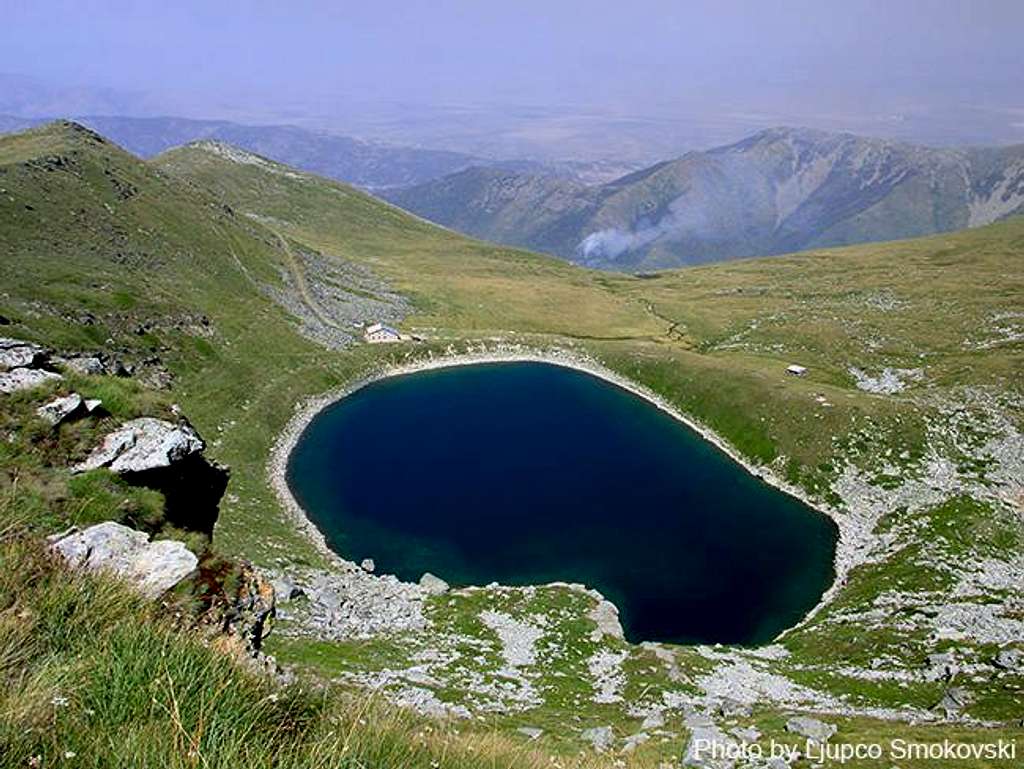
267;345;862;641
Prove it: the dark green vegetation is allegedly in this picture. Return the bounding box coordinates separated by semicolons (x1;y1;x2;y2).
386;127;1024;270
2;121;1022;766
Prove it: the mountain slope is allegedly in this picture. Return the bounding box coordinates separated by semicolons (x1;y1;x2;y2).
3;122;1023;762
388;127;1024;269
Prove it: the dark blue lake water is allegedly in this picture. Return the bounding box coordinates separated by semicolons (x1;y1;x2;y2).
287;362;837;645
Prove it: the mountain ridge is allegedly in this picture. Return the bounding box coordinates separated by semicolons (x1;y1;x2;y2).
387;126;1024;270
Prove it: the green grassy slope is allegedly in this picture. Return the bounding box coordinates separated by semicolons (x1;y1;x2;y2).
2;122;1022;765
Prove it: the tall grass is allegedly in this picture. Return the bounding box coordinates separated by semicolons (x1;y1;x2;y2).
0;494;624;768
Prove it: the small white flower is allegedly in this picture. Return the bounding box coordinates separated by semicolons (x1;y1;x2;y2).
51;695;69;708
64;751;76;759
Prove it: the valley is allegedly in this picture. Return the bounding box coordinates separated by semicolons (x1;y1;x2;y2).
1;121;1022;767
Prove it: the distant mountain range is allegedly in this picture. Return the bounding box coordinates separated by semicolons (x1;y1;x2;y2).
386;127;1024;270
0;113;634;191
0;114;509;190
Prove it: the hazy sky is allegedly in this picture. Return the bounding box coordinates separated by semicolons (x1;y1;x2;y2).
4;0;1022;110
2;1;1023;158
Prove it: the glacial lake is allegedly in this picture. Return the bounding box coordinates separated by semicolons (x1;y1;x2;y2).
287;362;837;645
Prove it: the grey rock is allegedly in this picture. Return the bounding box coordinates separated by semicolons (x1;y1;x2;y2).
294;568;427;639
683;724;736;768
934;686;971;716
994;649;1022;670
360;558;375;573
684;711;716;729
588;597;624;641
785;715;837;743
641;710;665;729
84;398;103;414
36;393;84;426
271;575;304;603
418;572;449;595
731;726;761;743
0;367;61;393
60;355;105;376
925;651;958;681
623;731;649;752
517;726;543;740
74;417;204;473
0;338;48;371
581;725;614;752
716;696;753;718
49;521;198;598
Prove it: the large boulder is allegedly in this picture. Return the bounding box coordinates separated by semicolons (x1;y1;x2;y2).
0;338;62;393
56;354;106;376
74;417;205;474
74;417;229;534
49;521;198;598
0;367;62;393
0;338;49;371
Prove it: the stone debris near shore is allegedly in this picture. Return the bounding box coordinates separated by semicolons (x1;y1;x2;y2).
272;566;428;640
785;715;837;743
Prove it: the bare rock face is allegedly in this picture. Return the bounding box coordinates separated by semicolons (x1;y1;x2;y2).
206;562;277;659
74;417;229;534
57;355;106;376
588;598;625;641
49;521;198;598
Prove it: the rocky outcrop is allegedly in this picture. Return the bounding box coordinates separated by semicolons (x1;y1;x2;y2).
0;337;50;371
74;417;229;534
588;598;624;641
49;521;198;598
201;561;276;660
0;337;62;393
0;367;62;393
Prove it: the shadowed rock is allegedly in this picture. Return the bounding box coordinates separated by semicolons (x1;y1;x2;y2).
74;417;229;535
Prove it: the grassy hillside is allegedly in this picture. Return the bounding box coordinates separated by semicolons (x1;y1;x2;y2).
2;122;1022;765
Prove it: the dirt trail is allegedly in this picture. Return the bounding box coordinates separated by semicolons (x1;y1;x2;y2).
271;229;339;330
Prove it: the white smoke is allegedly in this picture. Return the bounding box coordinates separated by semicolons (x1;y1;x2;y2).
577;226;662;261
576;196;709;262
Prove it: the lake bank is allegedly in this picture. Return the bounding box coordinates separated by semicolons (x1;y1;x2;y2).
267;345;865;642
